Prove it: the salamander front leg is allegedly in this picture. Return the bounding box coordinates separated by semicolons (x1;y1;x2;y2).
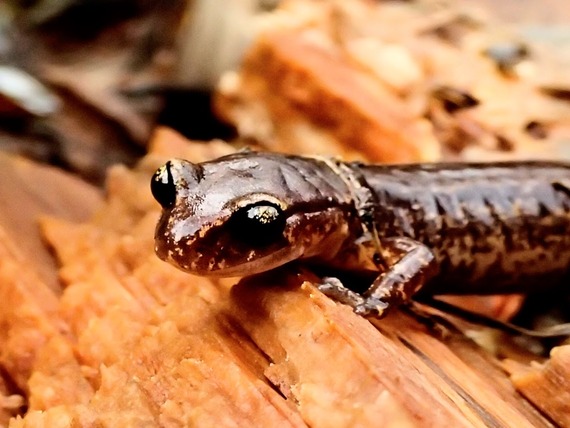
318;237;439;318
355;237;439;317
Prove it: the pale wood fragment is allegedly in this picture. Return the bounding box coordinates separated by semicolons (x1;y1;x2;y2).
505;346;570;427
0;376;24;428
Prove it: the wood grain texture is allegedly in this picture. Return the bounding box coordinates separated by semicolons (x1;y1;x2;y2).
1;130;562;427
231;274;550;428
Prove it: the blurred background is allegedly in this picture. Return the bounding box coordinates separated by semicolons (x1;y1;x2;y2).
0;0;568;184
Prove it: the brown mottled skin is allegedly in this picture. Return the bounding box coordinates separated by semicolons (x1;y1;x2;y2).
152;152;570;317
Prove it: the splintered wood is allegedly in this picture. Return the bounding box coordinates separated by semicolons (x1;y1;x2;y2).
0;128;564;427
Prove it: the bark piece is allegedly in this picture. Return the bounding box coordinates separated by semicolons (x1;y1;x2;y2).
216;32;439;163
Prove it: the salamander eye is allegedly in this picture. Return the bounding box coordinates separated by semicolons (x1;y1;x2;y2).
229;202;286;246
151;162;177;208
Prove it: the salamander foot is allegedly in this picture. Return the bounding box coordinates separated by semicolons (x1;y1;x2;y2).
318;277;390;317
318;277;365;307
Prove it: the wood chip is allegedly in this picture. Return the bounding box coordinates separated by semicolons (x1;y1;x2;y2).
505;345;570;427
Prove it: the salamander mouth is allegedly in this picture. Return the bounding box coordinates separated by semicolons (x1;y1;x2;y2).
155;218;295;277
187;245;303;277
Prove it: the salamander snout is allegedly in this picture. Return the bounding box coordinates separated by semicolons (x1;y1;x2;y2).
151;161;177;208
151;159;204;209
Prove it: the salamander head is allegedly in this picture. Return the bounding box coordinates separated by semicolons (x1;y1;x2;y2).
151;153;354;277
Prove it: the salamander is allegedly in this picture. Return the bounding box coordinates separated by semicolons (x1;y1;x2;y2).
151;151;570;318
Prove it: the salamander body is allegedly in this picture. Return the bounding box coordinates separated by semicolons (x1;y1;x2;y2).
151;152;570;316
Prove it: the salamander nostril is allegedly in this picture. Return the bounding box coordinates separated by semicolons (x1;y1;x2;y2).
151;161;177;208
